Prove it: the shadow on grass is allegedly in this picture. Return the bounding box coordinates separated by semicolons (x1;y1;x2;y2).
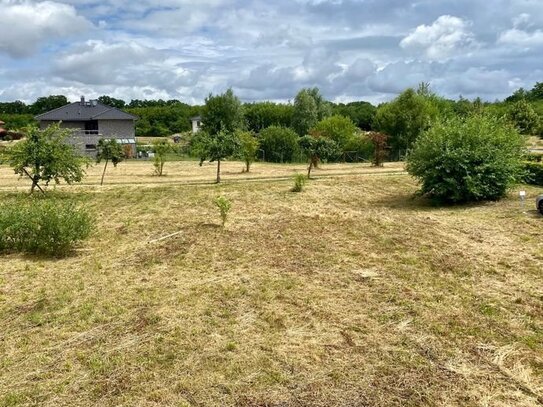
371;192;495;213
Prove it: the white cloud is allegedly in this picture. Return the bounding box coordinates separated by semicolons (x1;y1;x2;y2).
53;41;196;89
498;28;543;47
400;15;477;60
0;0;92;58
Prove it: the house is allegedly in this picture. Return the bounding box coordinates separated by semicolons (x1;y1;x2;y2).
190;116;202;133
35;96;138;157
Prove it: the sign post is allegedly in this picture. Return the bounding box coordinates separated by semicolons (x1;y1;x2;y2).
519;190;526;213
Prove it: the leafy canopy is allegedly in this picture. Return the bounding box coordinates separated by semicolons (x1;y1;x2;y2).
201;89;245;135
312;115;357;150
374;87;439;158
407;115;525;203
259;126;300;163
7;123;86;193
293;88;331;136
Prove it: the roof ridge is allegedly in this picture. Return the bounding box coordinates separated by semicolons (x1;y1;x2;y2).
92;106;138;120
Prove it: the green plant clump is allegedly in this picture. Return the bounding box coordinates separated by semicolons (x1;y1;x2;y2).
524;161;543;186
214;196;232;227
407;115;525;203
0;199;93;256
291;173;307;192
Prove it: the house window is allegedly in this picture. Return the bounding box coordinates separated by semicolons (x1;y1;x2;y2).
197;121;201;127
84;120;99;135
85;144;97;151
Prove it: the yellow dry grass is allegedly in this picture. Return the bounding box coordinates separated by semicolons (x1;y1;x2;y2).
0;161;542;406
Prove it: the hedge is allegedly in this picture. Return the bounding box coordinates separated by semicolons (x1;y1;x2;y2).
524;161;543;186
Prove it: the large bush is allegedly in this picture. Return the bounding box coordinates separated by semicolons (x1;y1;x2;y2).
524;162;543;186
0;199;92;256
312;115;357;150
406;115;525;203
259;126;300;163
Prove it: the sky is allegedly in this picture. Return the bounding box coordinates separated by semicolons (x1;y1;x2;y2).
0;0;542;105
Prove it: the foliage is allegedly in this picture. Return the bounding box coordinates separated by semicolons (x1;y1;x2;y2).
201;89;245;135
237;131;259;172
374;88;439;159
96;138;124;186
312;115;357;150
299;133;340;178
152;139;173;176
7;123;86;194
0;114;36;131
293;88;331;136
259;126;300;163
508;99;540;135
407;115;525;203
523;161;543;185
244;102;293;133
31;95;69;115
343;132;374;162
194;130;240;183
128;103;198;137
213;196;232;227
367;132;388;166
97;95;126;109
331;101;376;131
0;199;92;256
291;173;307;192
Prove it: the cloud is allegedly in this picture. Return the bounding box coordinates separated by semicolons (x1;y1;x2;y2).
0;0;542;104
400;15;477;60
498;28;543;47
53;41;197;89
0;0;92;58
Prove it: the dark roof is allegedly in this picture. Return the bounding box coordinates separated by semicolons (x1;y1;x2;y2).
35;101;138;121
190;116;202;121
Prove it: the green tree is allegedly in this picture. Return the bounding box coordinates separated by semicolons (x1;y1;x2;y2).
374;88;439;159
237;131;259;172
194;130;240;183
96;138;124;186
152;139;173;176
508;99;540;135
293;88;331;136
201;89;245;135
259;126;300;163
97;95;126;109
31;95;68;115
312;115;357;150
331;101;376;130
299;133;340;178
244;102;294;132
7;123;86;194
407;115;525;203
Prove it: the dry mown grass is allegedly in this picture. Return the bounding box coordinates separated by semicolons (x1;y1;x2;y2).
0;161;542;406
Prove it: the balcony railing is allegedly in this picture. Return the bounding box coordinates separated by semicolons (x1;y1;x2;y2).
70;129;101;136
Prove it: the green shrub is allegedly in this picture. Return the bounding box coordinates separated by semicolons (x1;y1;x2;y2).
524;162;543;185
407;115;525;203
291;173;307;192
526;153;542;163
259;126;300;163
213;196;232;227
0;199;92;256
343;134;374;162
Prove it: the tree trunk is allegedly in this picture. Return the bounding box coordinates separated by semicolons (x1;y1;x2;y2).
307;160;313;179
216;159;221;183
101;159;109;186
245;160;250;173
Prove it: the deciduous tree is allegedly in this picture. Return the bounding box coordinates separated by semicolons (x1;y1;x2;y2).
7;123;86;194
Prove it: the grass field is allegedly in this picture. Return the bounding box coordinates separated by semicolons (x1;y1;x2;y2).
0;161;542;406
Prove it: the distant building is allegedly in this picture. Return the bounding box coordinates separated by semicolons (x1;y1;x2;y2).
190;116;202;133
35;96;138;157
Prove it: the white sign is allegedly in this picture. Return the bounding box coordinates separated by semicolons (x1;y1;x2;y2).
519;191;526;198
